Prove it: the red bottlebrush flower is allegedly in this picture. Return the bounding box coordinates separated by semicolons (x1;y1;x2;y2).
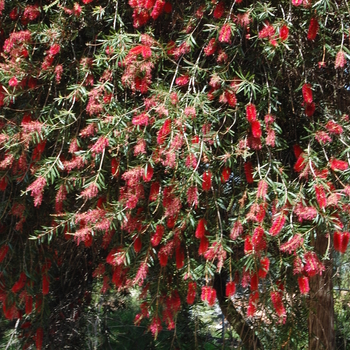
158;249;168;267
302;83;313;103
134;236;142;253
315;131;332;144
307;18;319;41
132;112;149;126
246;103;257;122
340;232;350;253
293;144;303;159
244;236;253;255
330;158;348;171
25;295;33;315
304;251;325;277
157;119;171;145
294;153;307;172
187;186;199;207
226;281;236;297
258;21;275;39
149;315;162;338
204;38;218;56
314;184;327;208
250;273;259;291
218;23;232;43
293;255;304;275
91;136;109;157
141;45;152;59
151;0;165;20
226;91;237;107
151;225;164;247
201;286;216;306
12;272;27;293
81;182;99;200
217;51;228;64
35;296;43;313
9;7;19;20
230;220;243;240
184;106;196;118
170;92;179;105
251;120;262;138
9;77;18;87
106;248;118;266
334;231;350;253
241;268;251;288
202;171;212;191
111;158;119;177
0;245;9;263
42;275;49;295
271;291;286;319
195;218;207;239
333;231;342;252
49;43;60;55
213;1;225;19
175;75;189;86
198;236;209;256
143;165;154;182
221;167;231;183
35;328;44;350
280;25;289;41
258;257;270;278
149;181;160;201
335;50;346;69
298;276;310;294
280;234;304;254
244;161;254;184
187;282;197;304
257;180;268;199
305;102;315;117
133;9;151;28
163;2;172;13
175;246;185;269
144;0;156;10
252;226;266;252
3;302;20;320
269;214;286;236
325;120;343;134
247;291;259;317
0;177;7;191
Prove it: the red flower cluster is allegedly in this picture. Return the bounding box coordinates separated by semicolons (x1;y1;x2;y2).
226;281;236;297
201;286;216;306
330;158;348;171
307;18;319;41
333;231;350;253
244;161;254;184
271;291;286;320
129;0;166;28
202;170;212;191
213;1;225;19
187;281;197;304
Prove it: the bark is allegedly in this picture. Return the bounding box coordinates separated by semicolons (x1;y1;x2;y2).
308;234;335;350
214;273;263;350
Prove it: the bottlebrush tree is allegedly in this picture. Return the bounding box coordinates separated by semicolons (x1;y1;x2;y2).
0;0;349;349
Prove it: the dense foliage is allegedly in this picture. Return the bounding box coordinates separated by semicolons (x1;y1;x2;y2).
0;0;349;348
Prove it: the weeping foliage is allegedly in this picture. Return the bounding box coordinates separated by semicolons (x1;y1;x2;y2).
0;0;349;348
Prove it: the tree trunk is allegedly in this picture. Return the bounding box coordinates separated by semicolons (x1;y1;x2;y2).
308;234;335;349
214;273;263;350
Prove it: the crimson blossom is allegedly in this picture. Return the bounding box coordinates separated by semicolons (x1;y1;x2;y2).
0;0;349;349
